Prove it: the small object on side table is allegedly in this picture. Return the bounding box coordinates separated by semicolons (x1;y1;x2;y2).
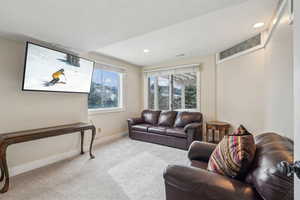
206;121;230;143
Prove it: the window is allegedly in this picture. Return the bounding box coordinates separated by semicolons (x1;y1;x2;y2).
88;68;123;110
173;73;197;109
146;67;199;111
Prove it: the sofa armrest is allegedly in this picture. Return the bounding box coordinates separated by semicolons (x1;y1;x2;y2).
184;123;203;146
188;141;217;162
127;117;144;126
183;122;202;132
164;165;259;200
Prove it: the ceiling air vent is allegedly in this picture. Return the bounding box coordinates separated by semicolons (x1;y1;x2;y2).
217;33;263;64
176;53;185;57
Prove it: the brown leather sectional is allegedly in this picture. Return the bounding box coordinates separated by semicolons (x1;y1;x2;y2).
127;110;203;150
164;132;294;200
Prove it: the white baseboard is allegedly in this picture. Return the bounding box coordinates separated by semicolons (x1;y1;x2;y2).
10;132;127;177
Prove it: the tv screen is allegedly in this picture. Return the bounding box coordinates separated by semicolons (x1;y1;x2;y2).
22;42;94;94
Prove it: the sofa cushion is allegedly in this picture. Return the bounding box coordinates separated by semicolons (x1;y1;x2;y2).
174;112;202;128
207;125;256;179
132;124;151;132
245;133;294;200
142;110;161;125
158;111;178;127
148;126;167;135
166;128;186;138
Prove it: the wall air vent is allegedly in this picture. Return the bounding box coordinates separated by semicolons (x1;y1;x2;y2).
217;33;263;64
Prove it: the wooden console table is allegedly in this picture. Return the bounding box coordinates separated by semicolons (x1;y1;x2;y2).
0;122;96;193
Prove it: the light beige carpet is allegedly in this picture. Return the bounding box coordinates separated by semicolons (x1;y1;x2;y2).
0;136;187;200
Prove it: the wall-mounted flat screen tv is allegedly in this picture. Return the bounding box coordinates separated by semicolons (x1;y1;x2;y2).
22;42;94;94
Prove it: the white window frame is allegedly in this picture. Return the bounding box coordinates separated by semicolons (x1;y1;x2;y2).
144;64;201;112
88;63;125;115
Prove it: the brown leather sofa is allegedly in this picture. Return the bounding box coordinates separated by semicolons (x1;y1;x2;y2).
164;132;294;200
127;110;203;150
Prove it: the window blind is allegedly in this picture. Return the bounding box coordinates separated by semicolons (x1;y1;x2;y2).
94;62;126;73
144;64;200;77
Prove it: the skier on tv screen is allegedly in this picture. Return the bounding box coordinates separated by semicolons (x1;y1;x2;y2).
47;69;67;86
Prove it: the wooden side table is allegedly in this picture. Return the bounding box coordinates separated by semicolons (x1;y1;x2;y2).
206;121;230;143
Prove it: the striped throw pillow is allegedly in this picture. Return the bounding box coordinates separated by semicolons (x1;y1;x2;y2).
207;125;256;179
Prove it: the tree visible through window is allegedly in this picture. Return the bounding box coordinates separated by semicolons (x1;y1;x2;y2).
148;72;197;110
88;68;122;109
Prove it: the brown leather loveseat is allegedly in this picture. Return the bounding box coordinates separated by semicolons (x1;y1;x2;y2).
127;110;203;150
164;132;294;200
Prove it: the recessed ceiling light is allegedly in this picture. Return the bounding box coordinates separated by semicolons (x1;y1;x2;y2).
143;49;150;53
253;22;265;29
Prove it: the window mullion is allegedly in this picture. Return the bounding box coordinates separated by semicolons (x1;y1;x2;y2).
169;75;174;111
154;77;159;110
101;70;104;108
196;71;201;111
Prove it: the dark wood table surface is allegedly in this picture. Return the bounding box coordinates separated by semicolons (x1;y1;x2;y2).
0;122;96;193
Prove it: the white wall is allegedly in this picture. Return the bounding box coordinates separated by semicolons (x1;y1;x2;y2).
216;4;294;138
143;55;216;122
217;49;266;134
264;5;294;138
0;37;142;170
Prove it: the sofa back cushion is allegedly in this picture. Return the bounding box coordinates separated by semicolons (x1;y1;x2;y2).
245;133;294;200
158;111;178;127
174;112;202;128
142;110;161;125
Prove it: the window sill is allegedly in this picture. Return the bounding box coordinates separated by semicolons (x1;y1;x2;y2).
174;108;199;112
88;107;125;116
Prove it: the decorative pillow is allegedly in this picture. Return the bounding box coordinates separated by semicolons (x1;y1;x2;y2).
207;125;256;179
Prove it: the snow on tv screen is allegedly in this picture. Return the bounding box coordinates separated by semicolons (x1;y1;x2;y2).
22;42;94;93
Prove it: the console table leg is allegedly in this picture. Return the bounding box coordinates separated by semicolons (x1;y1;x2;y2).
0;159;4;182
212;129;215;143
0;144;9;193
89;128;96;159
80;130;84;155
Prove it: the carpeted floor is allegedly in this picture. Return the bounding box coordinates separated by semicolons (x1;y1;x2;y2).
0;136;188;200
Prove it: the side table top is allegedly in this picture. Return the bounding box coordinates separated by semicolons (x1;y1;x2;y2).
206;121;230;127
